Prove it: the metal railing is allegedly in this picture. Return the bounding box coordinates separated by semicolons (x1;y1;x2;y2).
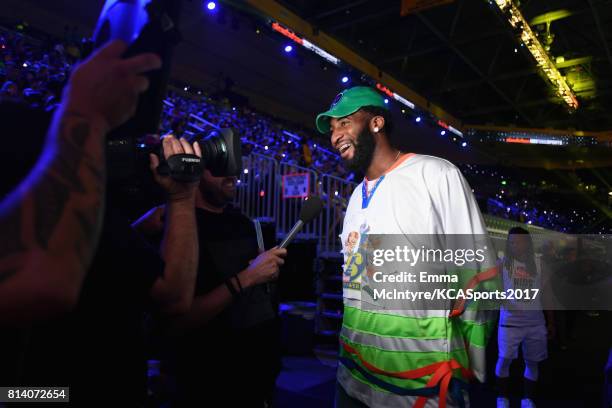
233;153;355;252
319;174;357;256
235;153;280;223
188;113;220;131
277;162;321;241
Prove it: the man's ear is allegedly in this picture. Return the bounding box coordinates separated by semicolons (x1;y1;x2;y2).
370;115;385;133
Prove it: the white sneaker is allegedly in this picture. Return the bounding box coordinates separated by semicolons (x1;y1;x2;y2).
497;397;510;408
521;398;536;408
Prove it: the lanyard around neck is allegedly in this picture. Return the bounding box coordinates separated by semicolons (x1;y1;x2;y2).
360;151;407;209
361;175;385;209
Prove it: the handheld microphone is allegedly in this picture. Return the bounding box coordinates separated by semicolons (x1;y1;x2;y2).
279;196;323;249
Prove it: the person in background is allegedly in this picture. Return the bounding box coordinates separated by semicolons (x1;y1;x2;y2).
496;227;555;408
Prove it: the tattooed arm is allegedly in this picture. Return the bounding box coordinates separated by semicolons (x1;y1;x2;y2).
0;41;161;324
0;110;106;322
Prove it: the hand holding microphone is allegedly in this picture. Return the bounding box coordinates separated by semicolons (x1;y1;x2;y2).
238;196;323;289
238;247;287;288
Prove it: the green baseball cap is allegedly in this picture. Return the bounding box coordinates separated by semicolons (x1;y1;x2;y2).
316;86;387;134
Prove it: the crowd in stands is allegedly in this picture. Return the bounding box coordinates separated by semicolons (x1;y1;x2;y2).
459;163;611;234
0;23;89;111
1;23;610;234
160;90;351;179
157;91;357;224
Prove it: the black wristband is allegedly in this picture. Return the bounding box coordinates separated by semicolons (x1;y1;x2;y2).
225;279;238;298
234;275;243;293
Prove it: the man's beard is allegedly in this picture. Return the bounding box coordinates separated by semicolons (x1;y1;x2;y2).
199;178;236;208
344;128;376;173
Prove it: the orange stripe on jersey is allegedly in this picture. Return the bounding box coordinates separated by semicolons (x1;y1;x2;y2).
386;152;415;174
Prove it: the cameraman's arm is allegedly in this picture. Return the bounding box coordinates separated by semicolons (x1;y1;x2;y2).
170;248;286;330
149;136;200;315
0;41;161;324
150;197;198;315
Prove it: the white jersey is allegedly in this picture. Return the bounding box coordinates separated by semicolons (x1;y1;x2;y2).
340;153;489;302
337;153;497;408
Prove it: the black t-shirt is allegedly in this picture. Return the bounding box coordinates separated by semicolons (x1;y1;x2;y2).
191;206;276;330
170;207;280;404
17;206;163;406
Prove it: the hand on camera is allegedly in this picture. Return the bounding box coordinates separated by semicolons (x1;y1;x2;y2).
149;135;202;202
63;40;162;133
240;247;287;288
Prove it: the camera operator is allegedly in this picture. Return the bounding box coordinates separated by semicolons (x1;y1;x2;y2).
134;162;286;407
0;40;203;406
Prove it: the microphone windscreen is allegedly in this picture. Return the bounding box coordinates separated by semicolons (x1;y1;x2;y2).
299;196;323;223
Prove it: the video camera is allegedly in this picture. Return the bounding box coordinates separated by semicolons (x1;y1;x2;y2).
156;128;243;182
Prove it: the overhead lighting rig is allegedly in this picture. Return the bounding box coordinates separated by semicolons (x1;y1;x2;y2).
493;0;579;110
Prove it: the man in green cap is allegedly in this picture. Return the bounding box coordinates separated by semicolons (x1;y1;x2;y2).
316;86;396;178
317;86;498;407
